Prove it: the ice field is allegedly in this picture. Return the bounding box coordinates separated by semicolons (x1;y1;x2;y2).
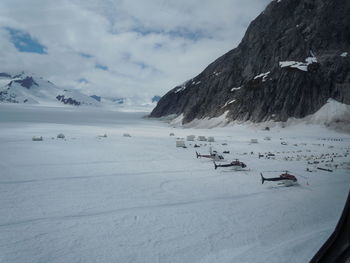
0;104;349;263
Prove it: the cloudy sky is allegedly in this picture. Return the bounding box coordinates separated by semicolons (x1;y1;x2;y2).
0;0;270;99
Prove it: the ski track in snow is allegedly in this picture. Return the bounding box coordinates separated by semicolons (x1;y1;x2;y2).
0;191;267;228
0;104;349;263
0;168;211;185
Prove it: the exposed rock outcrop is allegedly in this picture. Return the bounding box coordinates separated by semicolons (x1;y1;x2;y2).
151;0;350;124
13;76;38;89
56;95;81;106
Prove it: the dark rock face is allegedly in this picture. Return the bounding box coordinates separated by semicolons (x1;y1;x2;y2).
90;95;101;102
151;0;350;124
56;95;81;106
13;77;39;89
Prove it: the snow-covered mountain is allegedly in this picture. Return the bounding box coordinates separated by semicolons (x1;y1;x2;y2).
100;96;161;106
89;95;161;112
151;0;350;125
0;72;100;106
0;72;161;111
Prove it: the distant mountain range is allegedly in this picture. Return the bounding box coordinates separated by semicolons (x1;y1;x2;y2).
151;96;161;103
0;72;99;106
90;95;161;108
0;72;161;109
151;0;350;126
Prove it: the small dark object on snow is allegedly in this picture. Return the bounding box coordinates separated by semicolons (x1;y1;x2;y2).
317;167;333;172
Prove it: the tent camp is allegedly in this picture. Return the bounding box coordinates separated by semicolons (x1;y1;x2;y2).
187;135;195;141
32;136;43;141
198;136;207;141
176;140;186;148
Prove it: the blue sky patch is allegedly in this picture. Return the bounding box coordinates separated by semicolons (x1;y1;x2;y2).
79;53;93;58
135;61;148;69
6;27;47;54
134;61;162;75
132;27;209;41
153;43;163;49
95;64;109;71
78;78;88;83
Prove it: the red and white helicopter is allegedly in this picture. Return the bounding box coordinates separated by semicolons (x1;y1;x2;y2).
260;171;298;186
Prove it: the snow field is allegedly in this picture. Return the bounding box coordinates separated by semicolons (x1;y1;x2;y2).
0;105;349;263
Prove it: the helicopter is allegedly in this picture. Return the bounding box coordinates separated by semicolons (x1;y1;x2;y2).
196;147;224;161
196;151;224;161
214;159;247;170
260;171;298;186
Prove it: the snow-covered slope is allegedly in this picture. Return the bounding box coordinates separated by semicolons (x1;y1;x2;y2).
285;99;350;132
306;99;350;125
168;99;350;133
0;72;99;107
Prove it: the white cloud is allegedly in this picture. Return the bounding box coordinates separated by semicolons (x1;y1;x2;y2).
0;0;270;99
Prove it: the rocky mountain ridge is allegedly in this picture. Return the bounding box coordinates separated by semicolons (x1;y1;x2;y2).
151;0;350;124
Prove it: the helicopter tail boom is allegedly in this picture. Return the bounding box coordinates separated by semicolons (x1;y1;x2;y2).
261;173;265;184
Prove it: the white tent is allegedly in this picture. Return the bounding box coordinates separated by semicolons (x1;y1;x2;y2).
57;133;65;139
187;135;195;141
176;140;186;148
198;136;207;141
250;139;258;144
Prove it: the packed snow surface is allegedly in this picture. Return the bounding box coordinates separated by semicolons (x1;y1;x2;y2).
0;104;349;263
